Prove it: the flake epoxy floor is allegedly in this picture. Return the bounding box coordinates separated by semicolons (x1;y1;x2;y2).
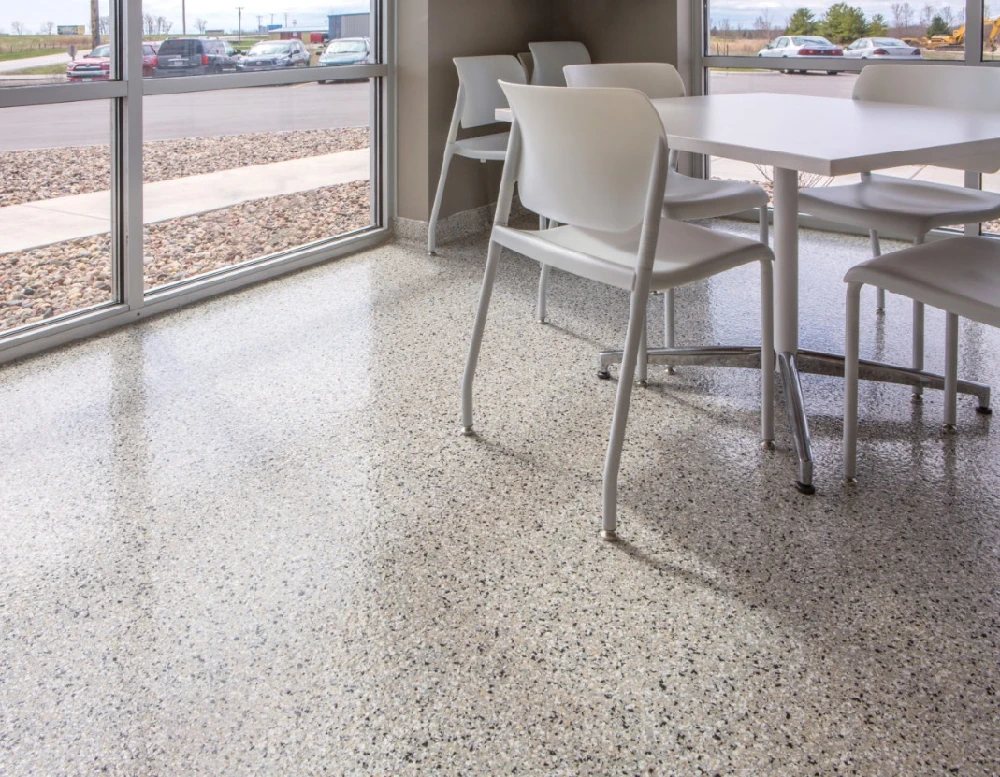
1;222;998;775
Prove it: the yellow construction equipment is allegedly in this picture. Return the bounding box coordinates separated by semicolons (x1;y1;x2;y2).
904;19;997;51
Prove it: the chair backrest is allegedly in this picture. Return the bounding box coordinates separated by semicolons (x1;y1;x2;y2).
499;81;665;232
563;62;687;99
854;64;1000;172
453;55;527;129
527;41;591;86
517;51;533;83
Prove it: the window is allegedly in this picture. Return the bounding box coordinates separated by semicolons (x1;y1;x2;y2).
0;2;391;356
697;0;993;234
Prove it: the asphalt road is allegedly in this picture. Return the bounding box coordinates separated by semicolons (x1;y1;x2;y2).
708;68;859;98
0;80;372;151
0;70;857;152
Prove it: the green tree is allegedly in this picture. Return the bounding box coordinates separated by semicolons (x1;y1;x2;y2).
786;7;819;34
821;2;868;43
866;13;890;35
927;14;952;36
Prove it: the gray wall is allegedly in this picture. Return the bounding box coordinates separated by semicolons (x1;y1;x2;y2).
551;0;678;66
397;0;679;223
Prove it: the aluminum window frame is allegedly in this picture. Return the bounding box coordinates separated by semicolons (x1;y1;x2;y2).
0;0;395;365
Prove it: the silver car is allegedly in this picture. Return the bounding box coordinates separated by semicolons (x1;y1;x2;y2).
843;37;922;59
758;35;844;74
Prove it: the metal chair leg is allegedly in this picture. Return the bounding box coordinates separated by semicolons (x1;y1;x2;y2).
944;312;959;429
869;229;885;314
428;146;456;255
844;282;863;482
461;240;503;434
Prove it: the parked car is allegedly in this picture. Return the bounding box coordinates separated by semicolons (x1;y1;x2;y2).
757;35;844;74
152;38;238;77
237;39;312;72
318;37;371;83
843;37;922;58
66;42;160;81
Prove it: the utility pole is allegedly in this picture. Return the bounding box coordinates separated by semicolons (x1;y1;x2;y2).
256;15;262;34
181;0;186;34
283;12;289;28
237;6;244;40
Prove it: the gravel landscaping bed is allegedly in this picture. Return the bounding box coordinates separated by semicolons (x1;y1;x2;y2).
0;127;369;207
2;181;370;332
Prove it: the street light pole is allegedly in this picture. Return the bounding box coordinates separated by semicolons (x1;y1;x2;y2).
181;0;186;34
236;6;244;41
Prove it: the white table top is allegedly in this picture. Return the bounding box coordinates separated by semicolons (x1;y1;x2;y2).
497;93;1000;177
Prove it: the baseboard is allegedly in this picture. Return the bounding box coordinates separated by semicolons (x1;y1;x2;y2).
394;197;532;249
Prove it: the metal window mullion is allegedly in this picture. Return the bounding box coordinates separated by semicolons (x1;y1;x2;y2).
141;64;388;96
0;81;125;109
383;0;396;225
120;0;144;307
967;0;983;65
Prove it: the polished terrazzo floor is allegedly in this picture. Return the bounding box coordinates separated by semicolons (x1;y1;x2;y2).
1;221;998;775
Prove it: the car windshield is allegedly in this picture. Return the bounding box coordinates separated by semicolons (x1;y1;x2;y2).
158;40;202;56
872;38;906;46
792;37;832;46
249;43;291;55
88;45;111;58
329;40;366;53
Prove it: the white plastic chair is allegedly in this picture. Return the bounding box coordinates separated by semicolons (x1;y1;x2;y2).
843;236;999;481
516;51;533;83
799;64;1000;397
560;63;770;356
461;82;775;540
427;55;527;254
527;41;590;86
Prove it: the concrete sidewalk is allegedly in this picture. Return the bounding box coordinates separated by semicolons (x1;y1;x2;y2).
0;148;370;254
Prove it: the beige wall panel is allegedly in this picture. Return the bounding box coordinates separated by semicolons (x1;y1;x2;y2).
425;0;552;221
551;0;678;67
396;0;431;222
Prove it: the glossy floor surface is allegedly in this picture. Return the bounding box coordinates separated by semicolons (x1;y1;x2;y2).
2;222;998;775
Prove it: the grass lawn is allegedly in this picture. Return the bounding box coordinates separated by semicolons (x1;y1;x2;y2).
0;48;53;62
4;64;67;75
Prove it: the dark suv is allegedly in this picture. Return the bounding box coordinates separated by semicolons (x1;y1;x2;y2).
153;38;238;77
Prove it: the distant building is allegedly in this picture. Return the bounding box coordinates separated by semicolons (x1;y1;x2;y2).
273;27;328;43
328;12;370;40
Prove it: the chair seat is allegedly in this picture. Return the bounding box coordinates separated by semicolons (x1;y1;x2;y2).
454;132;510;161
845;236;1000;327
663;171;768;221
799;175;1000;238
494;218;771;292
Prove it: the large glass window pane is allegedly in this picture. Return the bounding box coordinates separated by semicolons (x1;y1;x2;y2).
140;1;372;78
0;101;115;334
705;68;965;206
706;1;964;60
142;82;373;291
1;2;114;87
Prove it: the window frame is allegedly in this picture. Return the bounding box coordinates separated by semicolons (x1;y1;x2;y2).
0;0;393;364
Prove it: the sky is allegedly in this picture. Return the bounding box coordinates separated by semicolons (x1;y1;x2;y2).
2;1;370;34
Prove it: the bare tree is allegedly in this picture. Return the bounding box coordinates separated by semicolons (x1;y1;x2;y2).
99;16;110;35
940;5;953;26
11;21;25;35
43;21;54;35
143;13;156;36
195;18;208;34
155;16;167;34
163;19;173;33
754;7;776;39
919;3;935;28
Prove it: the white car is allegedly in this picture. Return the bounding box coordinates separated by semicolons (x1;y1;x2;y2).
843;37;922;59
758;35;844;74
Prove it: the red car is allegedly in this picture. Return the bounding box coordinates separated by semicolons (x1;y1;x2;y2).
66;42;160;81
